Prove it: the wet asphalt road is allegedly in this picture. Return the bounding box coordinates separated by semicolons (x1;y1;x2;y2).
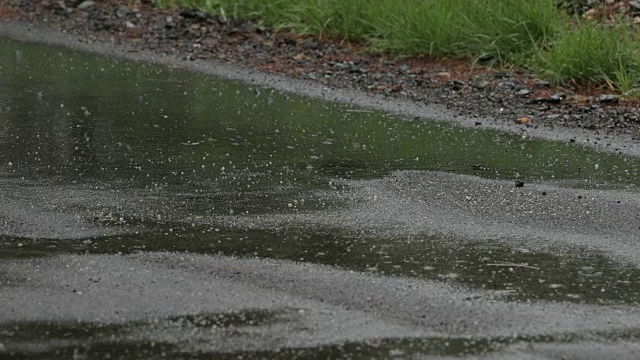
1;26;640;359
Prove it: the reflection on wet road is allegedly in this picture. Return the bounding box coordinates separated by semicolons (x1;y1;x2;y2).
2;38;640;359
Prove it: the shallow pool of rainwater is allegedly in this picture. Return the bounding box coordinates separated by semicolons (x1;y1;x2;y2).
3;38;640;359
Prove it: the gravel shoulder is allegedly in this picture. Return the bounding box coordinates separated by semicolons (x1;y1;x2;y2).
1;1;640;157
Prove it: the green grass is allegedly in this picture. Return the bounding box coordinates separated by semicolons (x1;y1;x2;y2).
537;21;640;89
156;0;560;59
154;0;640;96
372;0;560;62
156;0;381;39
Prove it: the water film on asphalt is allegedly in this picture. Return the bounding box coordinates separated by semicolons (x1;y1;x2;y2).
2;38;640;359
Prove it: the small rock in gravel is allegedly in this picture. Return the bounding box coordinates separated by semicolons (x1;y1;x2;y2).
116;6;130;18
516;89;531;96
76;1;94;10
515;181;525;188
499;81;516;89
283;37;297;46
436;72;451;80
535;80;551;89
493;72;512;79
630;0;640;11
389;84;403;93
333;62;349;71
164;16;174;29
599;94;620;104
225;28;240;36
255;25;269;34
473;81;488;90
452;79;465;90
531;93;565;104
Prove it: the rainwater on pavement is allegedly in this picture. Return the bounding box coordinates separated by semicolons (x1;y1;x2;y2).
2;38;640;359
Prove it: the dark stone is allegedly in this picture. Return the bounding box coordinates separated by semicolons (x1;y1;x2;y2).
180;8;212;21
515;181;525;188
451;80;465;91
255;25;269;34
477;54;495;63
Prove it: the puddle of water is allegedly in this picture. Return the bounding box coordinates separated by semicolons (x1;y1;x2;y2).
1;39;639;188
2;38;640;304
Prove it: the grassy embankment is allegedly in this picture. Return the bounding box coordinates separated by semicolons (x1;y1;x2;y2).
154;0;640;96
